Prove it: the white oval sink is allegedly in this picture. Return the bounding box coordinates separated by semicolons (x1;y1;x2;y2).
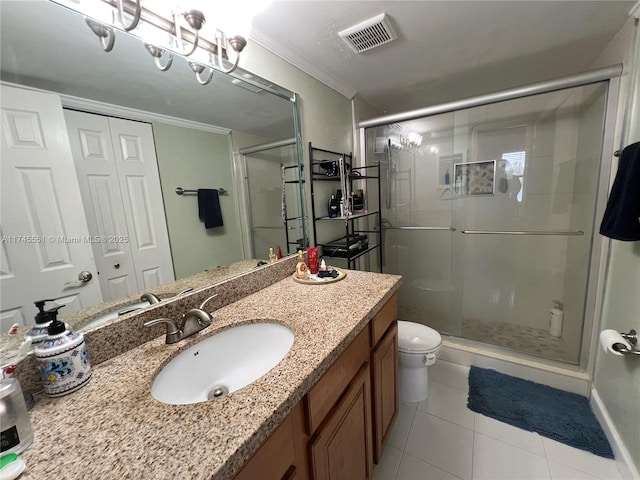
151;323;294;405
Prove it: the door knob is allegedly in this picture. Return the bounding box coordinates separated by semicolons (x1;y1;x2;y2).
64;271;93;286
114;263;120;269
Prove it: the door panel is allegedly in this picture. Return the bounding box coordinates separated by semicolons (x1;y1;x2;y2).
65;111;174;300
108;117;174;291
64;110;138;301
1;86;101;329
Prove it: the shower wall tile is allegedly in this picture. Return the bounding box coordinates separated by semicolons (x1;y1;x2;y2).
525;155;571;195
532;117;557;158
522;192;573;228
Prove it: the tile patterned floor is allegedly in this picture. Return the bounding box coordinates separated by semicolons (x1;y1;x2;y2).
374;360;623;480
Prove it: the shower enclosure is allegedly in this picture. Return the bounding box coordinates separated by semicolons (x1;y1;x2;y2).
240;139;306;259
363;71;617;365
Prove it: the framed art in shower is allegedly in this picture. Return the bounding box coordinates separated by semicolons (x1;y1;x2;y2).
453;160;495;196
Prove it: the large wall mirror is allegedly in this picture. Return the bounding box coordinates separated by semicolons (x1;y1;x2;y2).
0;0;307;333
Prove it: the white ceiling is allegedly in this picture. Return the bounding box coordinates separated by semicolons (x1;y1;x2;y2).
250;1;635;114
1;1;634;131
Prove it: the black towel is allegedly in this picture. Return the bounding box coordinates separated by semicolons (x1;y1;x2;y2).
197;189;224;229
599;141;640;241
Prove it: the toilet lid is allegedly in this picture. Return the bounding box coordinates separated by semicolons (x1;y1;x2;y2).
397;321;442;353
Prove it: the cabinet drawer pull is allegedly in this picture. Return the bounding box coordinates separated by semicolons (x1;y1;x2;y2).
282;465;297;480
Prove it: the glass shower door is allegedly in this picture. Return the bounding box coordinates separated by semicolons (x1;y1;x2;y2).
365;80;609;365
243;143;304;259
366;114;458;335
451;83;608;363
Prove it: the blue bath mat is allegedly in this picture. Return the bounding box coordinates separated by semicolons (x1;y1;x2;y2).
467;366;613;458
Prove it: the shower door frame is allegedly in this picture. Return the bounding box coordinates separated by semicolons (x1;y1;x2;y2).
238;138;306;259
358;65;622;372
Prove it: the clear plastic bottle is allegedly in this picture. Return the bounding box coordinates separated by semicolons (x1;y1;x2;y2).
0;376;34;455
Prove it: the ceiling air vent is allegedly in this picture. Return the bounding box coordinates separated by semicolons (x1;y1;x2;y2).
339;13;397;54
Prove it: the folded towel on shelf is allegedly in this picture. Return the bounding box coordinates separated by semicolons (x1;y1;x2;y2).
197;189;223;229
599;141;640;241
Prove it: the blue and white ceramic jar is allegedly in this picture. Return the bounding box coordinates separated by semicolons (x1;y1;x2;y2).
34;311;91;397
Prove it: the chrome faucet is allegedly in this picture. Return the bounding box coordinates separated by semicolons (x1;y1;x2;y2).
180;308;213;338
140;288;193;305
143;294;218;344
140;292;162;304
175;288;194;297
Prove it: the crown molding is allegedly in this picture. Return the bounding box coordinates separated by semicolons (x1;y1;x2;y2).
249;31;358;100
1;81;231;135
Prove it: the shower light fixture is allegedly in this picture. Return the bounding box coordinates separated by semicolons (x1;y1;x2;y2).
408;132;423;147
52;0;262;83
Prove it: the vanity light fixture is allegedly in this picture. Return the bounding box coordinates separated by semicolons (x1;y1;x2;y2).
55;0;254;84
85;18;115;52
188;61;215;85
144;44;173;71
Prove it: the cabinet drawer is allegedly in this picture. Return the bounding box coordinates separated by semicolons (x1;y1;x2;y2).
370;294;398;347
306;326;369;434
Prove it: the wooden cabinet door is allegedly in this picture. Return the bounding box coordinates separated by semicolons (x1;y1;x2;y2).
235;401;308;480
371;321;398;463
310;363;373;480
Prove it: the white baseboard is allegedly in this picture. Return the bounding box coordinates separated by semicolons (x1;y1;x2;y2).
591;388;639;480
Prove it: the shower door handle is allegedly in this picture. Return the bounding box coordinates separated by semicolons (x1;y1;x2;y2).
381;226;456;231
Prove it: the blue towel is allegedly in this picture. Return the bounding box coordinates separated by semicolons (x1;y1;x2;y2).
599;142;640;241
197;189;223;229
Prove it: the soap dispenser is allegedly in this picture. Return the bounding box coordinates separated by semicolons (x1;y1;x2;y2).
27;299;58;343
34;305;92;397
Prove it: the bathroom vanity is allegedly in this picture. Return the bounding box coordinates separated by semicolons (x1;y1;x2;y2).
17;265;401;479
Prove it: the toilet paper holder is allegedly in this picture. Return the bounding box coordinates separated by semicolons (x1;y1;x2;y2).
614;330;640;356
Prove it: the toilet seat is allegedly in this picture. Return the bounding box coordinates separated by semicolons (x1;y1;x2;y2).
398;321;442;354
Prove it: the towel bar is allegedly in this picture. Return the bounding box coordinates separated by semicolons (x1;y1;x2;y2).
175;187;228;196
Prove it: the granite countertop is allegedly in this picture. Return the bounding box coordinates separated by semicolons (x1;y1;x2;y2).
20;269;401;480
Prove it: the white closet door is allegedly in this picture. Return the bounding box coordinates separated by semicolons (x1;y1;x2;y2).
0;86;102;330
64;110;139;300
108;117;174;291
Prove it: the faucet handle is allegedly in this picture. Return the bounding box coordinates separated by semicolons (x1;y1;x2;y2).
184;308;213;325
144;318;181;344
199;294;218;310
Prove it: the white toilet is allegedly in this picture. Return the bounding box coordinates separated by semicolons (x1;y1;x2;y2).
397;320;443;403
